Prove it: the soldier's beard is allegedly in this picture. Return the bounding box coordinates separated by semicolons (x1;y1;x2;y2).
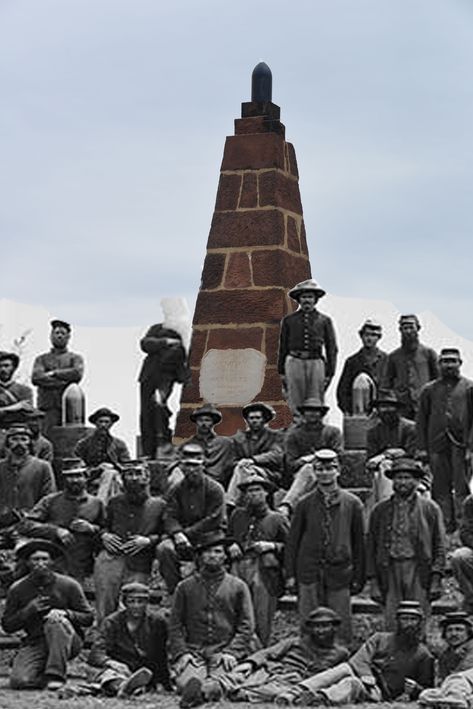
30;567;54;585
124;481;149;503
396;625;421;648
379;412;399;427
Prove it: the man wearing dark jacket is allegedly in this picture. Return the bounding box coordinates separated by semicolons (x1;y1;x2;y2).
228;471;289;645
138;322;190;456
450;496;473;613
417;347;473;533
88;581;171;697
186;404;235;488
336;320;387;415
221;607;349;703
381;314;438;420
94;460;165;623
288;601;434;706
0;351;33;428
285;450;365;643
226;402;283;507
367;458;445;629
169;532;255;708
75;407;130;469
157;442;226;593
2;539;93;691
278;279;338;412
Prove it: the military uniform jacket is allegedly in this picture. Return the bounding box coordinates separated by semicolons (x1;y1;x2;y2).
382;343;438;416
417;376;473;453
32;349;84;410
278;309;338;378
336;347;387;414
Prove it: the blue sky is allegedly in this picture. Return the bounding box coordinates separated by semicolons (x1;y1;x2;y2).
2;0;473;337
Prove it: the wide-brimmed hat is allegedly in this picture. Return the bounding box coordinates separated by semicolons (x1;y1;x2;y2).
396;600;423;618
242;402;276;423
50;319;71;332
385;457;423;480
440;612;473;634
89;407;120;425
194;531;233;554
0;351;20;370
16;538;64;561
373;390;402;408
121;581;151;598
305;607;341;626
298;398;329;415
189;404;222;424
238;470;272;492
289;279;326;302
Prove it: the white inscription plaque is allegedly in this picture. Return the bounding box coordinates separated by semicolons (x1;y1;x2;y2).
199;348;267;405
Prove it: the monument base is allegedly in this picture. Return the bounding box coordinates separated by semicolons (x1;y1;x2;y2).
343;415;370;450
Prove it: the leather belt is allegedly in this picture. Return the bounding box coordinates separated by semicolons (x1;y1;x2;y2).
289;350;322;360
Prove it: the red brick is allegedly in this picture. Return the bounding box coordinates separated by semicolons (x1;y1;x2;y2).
200;252;226;290
268;404;293;429
206;327;263;351
208;210;285;249
221;134;285;171
173;409;196;441
238;173;257;209
179;375;203;406
188;329;208;368
259;171;302;214
252;249;310;287
286;143;299;178
264;325;281;366
193;289;287;326
287;216;300;253
214;407;247;436
215;174;241;211
224;252;252;289
234;117;268;135
259;368;283;400
300;220;310;258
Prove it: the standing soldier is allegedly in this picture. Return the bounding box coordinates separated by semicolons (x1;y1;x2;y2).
32;320;84;436
382;314;437;420
417;348;473;533
278;279;338;412
336;319;387;415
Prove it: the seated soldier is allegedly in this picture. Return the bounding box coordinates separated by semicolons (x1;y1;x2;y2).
226;402;283;508
157;442;226;594
450;497;473;614
220;607;348;703
19;463;105;583
1;539;93;691
419;613;473;709
169;531;255;708
87;581;171;697
279;398;342;516
75;407;130;468
0;409;54;462
94;460;165;624
186;404;235;488
279;601;434;706
228;471;289;646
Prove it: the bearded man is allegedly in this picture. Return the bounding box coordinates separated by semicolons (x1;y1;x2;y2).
2;539;93;691
0;351;33;428
284;601;434;706
94;460;165;623
75;407;130;469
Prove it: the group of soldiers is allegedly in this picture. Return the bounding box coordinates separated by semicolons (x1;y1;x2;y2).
0;283;473;708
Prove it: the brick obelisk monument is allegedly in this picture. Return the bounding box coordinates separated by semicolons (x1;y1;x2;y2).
175;63;312;438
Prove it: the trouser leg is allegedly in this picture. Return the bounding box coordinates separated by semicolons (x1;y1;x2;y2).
321;675;369;705
43;616;82;681
451;547;473;610
298;582;320;625
10;640;48;689
431;450;455;532
285;357;308;413
94;551;127;624
175;655;207;692
281;463;316;512
140;380;158;458
236;556;277;646
300;662;354;695
305;359;327;401
452;445;470;528
326;585;352;645
157;537;181;593
384;558;429;631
